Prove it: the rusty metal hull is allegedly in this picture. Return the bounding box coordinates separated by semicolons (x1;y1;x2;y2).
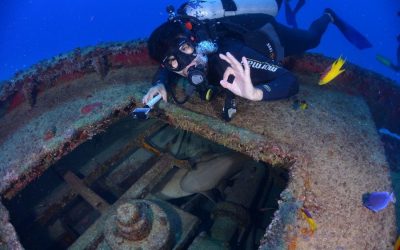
0;41;398;249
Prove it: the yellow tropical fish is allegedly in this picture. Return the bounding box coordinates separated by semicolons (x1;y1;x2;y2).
319;56;346;85
301;208;317;233
305;216;317;233
299;100;308;110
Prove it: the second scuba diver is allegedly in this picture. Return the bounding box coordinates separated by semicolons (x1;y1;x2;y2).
142;0;372;121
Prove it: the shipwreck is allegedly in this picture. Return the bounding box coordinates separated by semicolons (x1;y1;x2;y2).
0;40;399;249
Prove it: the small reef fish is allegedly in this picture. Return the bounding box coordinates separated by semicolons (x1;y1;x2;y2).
301;208;312;218
376;54;392;67
301;208;317;233
299;101;308;110
292;99;308;110
362;191;395;212
80;102;103;114
319;56;346;85
376;54;400;72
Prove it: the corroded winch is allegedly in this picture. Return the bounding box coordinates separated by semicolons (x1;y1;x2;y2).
104;200;171;250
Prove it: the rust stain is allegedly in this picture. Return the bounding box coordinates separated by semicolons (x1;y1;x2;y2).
80;102;103;114
141;141;161;156
288;235;297;250
300;227;314;238
43;126;57;141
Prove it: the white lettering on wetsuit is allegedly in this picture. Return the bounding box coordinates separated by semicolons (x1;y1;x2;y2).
266;43;273;54
246;59;279;72
262;84;272;92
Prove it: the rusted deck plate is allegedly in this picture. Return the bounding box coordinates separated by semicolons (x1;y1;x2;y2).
0;48;397;249
0;66;156;198
163;79;397;249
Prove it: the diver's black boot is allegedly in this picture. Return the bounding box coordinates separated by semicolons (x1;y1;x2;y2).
222;94;237;122
324;8;372;49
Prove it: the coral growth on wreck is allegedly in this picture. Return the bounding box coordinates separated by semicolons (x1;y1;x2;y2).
0;40;154;117
0;40;398;250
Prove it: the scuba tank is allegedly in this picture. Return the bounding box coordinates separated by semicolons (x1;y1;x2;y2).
179;0;285;62
180;0;281;20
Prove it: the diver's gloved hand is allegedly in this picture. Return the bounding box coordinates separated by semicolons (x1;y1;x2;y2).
142;82;167;105
219;53;263;101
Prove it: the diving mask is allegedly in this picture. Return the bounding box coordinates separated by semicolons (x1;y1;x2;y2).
162;38;197;71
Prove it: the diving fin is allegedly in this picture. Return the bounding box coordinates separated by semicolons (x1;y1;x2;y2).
293;0;306;14
325;8;372;50
285;1;298;28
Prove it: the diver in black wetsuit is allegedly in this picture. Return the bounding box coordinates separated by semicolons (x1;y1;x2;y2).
142;18;298;121
142;5;369;121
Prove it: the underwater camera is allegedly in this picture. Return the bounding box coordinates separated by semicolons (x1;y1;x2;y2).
131;94;162;119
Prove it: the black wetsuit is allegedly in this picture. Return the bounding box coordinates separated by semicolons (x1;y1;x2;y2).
207;38;298;101
215;13;331;57
152;38;298;102
152;13;332;101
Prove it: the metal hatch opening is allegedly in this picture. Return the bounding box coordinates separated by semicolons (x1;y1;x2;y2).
3;116;289;250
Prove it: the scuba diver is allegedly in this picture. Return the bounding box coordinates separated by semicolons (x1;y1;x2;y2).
142;0;372;121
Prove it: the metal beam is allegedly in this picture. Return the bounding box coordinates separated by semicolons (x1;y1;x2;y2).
63;171;110;213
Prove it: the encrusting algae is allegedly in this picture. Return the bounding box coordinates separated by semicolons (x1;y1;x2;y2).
0;39;398;249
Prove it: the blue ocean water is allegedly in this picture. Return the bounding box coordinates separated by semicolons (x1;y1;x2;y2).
0;0;399;83
0;1;399;247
